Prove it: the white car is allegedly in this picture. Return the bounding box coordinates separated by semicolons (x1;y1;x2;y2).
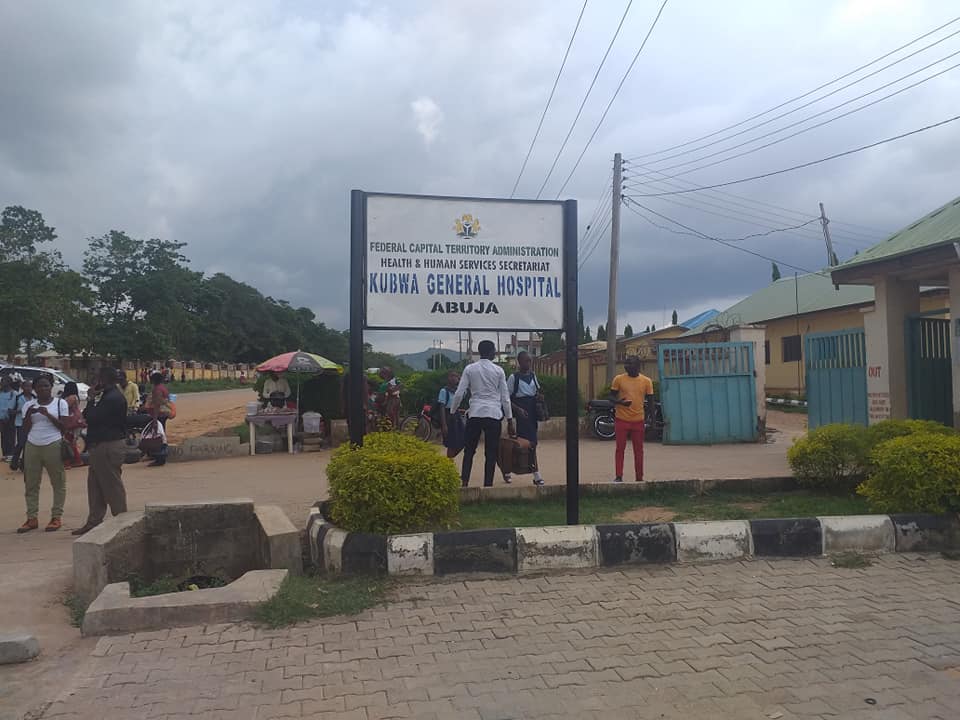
0;366;90;402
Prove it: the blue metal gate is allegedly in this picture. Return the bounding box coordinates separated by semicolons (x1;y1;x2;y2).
657;342;758;444
805;328;867;429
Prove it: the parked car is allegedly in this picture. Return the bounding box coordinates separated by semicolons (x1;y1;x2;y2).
0;365;90;401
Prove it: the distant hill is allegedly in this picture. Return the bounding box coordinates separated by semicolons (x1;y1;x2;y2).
396;347;461;371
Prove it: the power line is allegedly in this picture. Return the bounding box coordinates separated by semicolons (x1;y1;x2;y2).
623;161;889;238
553;0;670;199
649;52;960;177
637;27;960;168
623;198;817;273
626;114;960;197
622;189;855;246
535;0;635;199
579;214;612;269
577;170;613;253
629;14;960;160
510;0;589;198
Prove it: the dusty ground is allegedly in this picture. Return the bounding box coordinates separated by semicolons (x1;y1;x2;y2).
164;388;256;443
0;407;802;719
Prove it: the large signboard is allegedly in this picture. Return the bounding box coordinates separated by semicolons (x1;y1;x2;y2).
364;194;565;330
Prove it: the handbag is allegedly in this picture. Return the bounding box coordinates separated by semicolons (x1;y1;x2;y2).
533;376;550;422
139;419;165;455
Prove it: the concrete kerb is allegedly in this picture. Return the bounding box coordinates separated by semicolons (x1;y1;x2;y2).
308;510;960;577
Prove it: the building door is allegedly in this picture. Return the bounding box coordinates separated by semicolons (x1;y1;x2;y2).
657;342;758;444
805;328;868;429
907;315;953;426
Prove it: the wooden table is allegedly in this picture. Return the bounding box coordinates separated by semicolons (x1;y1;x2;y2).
247;413;297;455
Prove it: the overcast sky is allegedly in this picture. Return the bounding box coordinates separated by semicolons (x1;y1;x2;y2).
2;0;959;355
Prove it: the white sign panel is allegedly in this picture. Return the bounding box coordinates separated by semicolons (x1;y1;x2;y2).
365;194;565;330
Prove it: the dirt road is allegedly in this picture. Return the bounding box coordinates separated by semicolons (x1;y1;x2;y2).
164;388;255;442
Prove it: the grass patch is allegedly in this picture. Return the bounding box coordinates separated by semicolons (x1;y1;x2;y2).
254;574;390;628
455;488;870;529
64;593;85;628
830;551;873;569
127;573;229;597
168;379;250;393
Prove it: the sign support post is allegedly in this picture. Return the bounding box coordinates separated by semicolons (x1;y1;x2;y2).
562;199;580;524
348;189;366;447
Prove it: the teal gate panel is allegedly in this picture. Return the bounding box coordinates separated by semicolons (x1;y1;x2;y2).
805;328;867;429
908;317;953;427
657;342;758;444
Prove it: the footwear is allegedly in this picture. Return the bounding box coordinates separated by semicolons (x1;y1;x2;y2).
45;517;62;532
503;474;512;484
613;476;623;483
147;460;165;467
17;518;38;534
71;523;97;537
533;478;544;486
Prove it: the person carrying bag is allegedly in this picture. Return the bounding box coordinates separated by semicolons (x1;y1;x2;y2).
504;351;544;486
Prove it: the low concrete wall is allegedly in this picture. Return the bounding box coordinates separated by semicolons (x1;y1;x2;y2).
820;515;896;554
82;569;287;636
73;512;148;608
74;500;302;612
168;435;249;463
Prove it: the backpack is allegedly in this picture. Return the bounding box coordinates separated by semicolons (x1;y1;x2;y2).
509;373;550;422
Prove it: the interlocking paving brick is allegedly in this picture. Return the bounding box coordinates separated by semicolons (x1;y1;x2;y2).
43;556;960;719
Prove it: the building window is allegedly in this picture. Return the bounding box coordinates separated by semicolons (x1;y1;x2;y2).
782;335;802;363
764;341;771;365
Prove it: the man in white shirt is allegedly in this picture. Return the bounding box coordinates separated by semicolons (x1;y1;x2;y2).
451;340;515;487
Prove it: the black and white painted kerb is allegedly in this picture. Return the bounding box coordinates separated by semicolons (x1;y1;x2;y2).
306;509;960;577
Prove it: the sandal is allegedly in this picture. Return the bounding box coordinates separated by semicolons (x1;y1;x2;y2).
46;517;63;532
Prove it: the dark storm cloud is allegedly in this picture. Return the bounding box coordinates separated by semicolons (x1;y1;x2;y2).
1;0;958;352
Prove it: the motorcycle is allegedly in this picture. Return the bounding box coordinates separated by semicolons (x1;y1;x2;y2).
586;398;665;442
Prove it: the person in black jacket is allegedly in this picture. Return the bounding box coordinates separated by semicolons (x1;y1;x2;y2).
72;367;129;536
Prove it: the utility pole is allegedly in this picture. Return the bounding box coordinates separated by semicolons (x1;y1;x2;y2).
458;331;463;362
606;152;623;384
819;202;837;267
467;331;473;362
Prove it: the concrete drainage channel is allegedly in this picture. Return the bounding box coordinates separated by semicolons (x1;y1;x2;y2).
73;500;302;636
307;508;960;577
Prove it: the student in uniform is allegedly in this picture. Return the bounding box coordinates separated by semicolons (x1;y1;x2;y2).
438;370;465;459
504;352;544;486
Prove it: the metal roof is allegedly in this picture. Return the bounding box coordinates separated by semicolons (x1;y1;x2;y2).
680;309;720;329
833;194;960;273
682;272;874;336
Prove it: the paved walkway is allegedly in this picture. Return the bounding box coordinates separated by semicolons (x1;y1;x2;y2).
31;555;960;719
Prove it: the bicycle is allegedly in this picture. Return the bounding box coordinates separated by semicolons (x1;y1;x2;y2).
399;404;434;442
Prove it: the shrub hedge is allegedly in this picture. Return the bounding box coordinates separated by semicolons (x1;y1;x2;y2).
787;424;869;491
858;433;960;513
327;432;460;533
789;419;960;511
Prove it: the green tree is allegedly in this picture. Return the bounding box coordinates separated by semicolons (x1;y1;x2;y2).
623;324;634;338
0;206;83;361
576;306;587;344
596;324;607;341
645;325;651;333
651;324;656;331
771;262;782;282
671;309;678;325
584;326;593;343
541;330;564;355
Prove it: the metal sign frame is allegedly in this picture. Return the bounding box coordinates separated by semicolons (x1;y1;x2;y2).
348;189;581;523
